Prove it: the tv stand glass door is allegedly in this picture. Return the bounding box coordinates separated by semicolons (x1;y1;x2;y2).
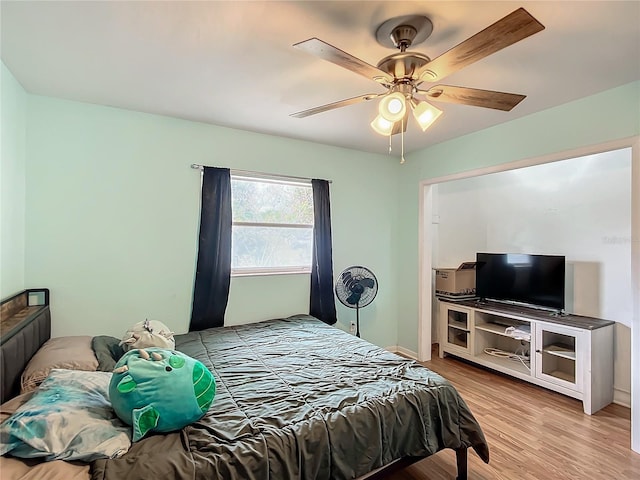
535;323;582;392
441;303;472;355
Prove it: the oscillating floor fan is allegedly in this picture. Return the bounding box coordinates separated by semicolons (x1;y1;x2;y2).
335;266;378;337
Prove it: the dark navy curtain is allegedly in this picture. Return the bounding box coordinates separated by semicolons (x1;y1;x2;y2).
190;167;232;331
309;179;337;325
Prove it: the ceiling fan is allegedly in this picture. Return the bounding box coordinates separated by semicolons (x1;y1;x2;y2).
291;8;545;139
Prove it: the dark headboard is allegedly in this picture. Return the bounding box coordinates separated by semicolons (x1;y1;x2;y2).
0;289;51;403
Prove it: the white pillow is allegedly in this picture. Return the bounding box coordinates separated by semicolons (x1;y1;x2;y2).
120;319;175;351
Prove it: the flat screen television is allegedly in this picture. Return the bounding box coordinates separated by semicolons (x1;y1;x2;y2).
476;253;565;311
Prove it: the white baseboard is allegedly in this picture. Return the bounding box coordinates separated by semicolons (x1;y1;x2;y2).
614;388;631;408
386;345;418;359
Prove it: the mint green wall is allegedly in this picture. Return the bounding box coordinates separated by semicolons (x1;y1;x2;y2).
24;95;401;347
0;63;27;299
10;70;638;355
397;81;640;352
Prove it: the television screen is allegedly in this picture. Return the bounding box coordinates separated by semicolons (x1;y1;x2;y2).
476;253;565;311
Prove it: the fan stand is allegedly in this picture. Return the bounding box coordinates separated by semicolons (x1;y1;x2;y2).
355;302;361;338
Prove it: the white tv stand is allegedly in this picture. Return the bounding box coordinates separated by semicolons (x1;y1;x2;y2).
438;299;615;414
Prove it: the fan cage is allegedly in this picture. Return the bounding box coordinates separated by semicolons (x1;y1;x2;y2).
335;266;378;309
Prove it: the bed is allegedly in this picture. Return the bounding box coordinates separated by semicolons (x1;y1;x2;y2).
0;289;489;480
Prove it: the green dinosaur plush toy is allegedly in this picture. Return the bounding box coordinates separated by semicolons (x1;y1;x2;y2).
109;348;215;441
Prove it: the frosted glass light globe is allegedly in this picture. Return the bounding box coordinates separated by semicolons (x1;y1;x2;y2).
378;92;406;122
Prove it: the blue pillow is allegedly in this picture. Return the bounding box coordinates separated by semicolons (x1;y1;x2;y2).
109;348;215;442
0;369;131;461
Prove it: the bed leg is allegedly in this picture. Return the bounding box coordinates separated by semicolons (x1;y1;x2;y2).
455;448;468;480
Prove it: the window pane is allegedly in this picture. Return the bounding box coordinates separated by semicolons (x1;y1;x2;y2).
231;178;313;224
232;226;313;269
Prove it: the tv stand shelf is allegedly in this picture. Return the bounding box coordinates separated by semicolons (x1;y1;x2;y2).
438;299;615;414
475;323;517;336
544;344;576;360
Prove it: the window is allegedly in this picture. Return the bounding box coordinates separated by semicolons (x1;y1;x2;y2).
230;174;314;276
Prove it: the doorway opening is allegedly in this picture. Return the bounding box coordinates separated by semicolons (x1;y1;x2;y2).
418;136;639;452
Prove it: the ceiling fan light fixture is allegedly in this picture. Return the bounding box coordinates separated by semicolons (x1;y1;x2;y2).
291;8;545;150
412;100;443;131
370;115;394;135
378;92;406;122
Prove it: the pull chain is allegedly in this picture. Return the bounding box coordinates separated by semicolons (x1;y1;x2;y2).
388;133;392;154
400;118;406;164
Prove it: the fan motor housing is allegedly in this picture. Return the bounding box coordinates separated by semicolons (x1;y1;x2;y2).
377;52;431;81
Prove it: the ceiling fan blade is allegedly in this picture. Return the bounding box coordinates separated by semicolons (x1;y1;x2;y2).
421;85;526;111
294;38;393;83
391;109;410;135
416;8;545;83
290;93;382;118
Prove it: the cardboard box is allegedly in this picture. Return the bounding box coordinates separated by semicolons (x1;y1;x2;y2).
435;262;476;297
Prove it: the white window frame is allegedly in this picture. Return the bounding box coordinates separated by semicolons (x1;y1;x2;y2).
230;174;314;277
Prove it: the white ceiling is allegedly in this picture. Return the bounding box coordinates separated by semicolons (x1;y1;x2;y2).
2;1;639;155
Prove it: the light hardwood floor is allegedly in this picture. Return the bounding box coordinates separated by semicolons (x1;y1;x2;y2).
385;349;640;480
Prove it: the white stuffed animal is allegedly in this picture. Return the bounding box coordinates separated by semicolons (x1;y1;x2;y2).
120;319;175;351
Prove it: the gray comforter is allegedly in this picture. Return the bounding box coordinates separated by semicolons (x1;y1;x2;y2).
91;315;489;480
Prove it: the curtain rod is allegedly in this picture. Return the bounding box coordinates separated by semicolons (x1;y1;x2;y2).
190;164;331;184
